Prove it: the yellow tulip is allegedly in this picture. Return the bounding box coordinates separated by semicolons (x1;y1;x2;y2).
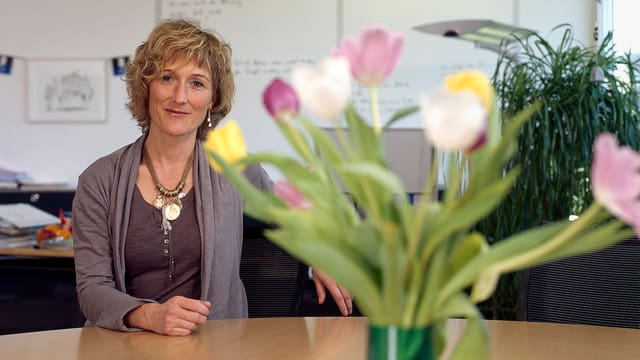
444;70;494;111
203;120;248;173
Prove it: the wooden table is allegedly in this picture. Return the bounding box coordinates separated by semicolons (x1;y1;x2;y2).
1;317;640;359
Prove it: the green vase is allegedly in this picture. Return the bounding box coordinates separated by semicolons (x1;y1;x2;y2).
368;324;435;360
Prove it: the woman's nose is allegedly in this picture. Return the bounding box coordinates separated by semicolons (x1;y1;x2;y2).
173;81;188;104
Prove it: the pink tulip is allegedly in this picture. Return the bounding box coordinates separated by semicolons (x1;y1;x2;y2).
336;25;404;87
591;132;640;235
262;78;300;121
273;180;313;210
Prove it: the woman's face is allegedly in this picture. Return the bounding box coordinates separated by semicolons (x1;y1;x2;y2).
148;58;214;139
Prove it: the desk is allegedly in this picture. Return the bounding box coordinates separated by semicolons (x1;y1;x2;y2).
0;247;73;258
1;317;640;359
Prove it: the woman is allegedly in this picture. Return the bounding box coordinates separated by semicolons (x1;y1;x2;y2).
73;19;352;336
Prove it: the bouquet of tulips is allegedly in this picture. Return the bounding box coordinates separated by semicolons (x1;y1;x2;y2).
204;25;639;359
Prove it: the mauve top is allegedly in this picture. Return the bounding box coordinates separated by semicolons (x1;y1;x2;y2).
125;187;201;303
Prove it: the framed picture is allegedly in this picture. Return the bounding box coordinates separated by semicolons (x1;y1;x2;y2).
26;59;107;123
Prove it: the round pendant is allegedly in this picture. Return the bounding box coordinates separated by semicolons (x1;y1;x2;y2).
164;203;181;221
153;196;165;209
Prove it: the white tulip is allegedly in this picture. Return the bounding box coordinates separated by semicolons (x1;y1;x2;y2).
291;57;351;120
420;90;487;151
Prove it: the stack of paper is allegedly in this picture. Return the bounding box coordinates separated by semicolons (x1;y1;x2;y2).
0;203;59;235
0;234;36;249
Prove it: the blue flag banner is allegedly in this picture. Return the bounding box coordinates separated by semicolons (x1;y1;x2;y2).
112;56;129;76
0;55;13;74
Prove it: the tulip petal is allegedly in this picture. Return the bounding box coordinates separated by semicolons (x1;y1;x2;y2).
445;71;494;111
591;133;640;234
291;57;351;120
336;25;404;87
263;78;299;121
203;120;248;173
420;91;487;151
273;180;313;209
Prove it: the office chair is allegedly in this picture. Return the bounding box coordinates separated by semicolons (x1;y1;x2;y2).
521;238;640;329
240;216;307;318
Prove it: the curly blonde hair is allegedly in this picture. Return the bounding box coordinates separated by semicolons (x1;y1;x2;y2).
126;18;234;140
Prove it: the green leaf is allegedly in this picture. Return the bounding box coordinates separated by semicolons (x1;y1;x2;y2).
205;151;282;222
415;241;449;326
298;117;345;167
239;152;358;223
447;232;489;276
432;319;448;359
527;219;632;265
470;268;500;303
449;317;489;360
421;168;520;264
434;294;489;360
380;222;404;323
437;221;568;306
277;121;315;163
337;162;406;196
347;221;384;269
383;105;419;129
344;104;383;162
265;228;385;321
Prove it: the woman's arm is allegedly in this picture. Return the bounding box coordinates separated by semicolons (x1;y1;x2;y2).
244;163;274;191
124;296;211;336
73;167;152;331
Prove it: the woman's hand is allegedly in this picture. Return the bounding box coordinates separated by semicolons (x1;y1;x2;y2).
125;296;211;336
312;268;353;316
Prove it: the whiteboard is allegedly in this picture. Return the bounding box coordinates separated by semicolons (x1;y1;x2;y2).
159;0;339;171
158;0;515;178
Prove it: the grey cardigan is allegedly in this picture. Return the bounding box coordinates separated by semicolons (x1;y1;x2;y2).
73;135;271;331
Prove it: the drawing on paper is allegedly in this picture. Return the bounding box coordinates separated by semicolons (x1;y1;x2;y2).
27;59;106;123
44;71;94;111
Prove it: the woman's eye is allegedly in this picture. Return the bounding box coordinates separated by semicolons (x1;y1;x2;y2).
160;74;174;82
192;80;205;88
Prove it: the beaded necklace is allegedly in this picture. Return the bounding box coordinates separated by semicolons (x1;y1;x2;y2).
143;145;194;226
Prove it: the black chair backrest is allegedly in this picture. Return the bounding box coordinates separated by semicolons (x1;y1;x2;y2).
239;216;306;318
521;238;640;328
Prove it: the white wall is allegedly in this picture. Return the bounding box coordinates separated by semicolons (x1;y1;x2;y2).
0;0;594;186
0;0;156;185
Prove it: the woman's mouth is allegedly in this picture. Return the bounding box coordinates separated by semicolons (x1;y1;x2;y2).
166;108;189;116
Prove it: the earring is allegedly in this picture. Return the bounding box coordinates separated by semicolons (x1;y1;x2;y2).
207;109;213;128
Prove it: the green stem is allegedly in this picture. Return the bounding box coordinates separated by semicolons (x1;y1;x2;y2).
405;155;439;273
417;155;466;266
414;242;448;325
334;124;354;158
370;86;381;135
287;122;315;164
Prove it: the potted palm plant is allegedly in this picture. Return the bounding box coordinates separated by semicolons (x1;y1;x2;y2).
477;24;640;320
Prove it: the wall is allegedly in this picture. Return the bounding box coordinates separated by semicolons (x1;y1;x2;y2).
0;0;594;186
